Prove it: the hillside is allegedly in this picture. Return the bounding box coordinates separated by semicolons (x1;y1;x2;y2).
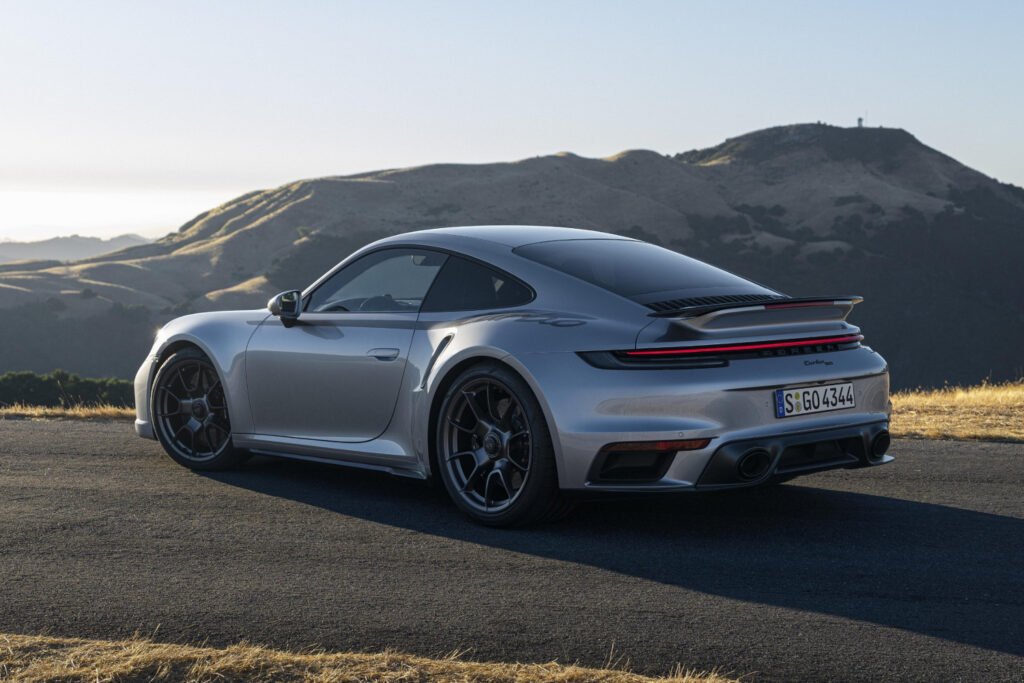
0;233;149;264
0;123;1021;388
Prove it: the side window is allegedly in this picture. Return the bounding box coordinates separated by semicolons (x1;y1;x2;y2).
421;256;533;312
306;249;447;313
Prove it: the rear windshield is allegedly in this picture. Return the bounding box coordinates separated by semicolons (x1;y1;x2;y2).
513;239;775;303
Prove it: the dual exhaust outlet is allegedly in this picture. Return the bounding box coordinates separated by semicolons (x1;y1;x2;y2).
735;429;891;481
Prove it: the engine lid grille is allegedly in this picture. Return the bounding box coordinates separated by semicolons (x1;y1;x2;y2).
645;293;786;313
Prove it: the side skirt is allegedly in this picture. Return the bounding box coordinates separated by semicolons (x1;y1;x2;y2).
246;447;428;480
233;432;427;480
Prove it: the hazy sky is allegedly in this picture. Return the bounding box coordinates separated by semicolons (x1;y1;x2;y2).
1;0;1022;240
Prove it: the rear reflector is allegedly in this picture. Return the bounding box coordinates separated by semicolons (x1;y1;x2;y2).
601;439;711;452
624;334;863;358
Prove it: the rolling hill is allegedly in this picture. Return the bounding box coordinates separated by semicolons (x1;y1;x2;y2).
0;233;149;264
0;123;1021;388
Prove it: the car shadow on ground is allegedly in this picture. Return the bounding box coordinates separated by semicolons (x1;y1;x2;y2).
205;455;1024;658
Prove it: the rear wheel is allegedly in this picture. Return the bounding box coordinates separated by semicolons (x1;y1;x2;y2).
436;363;574;527
151;348;247;471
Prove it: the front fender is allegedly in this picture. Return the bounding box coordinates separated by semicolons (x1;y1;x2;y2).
135;310;268;436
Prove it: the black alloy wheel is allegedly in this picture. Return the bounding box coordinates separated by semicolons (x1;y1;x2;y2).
151;348;246;470
437;363;574;526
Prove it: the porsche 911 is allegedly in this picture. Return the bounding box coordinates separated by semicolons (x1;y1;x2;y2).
134;226;892;526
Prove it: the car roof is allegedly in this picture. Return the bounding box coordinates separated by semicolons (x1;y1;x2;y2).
405;225;631;248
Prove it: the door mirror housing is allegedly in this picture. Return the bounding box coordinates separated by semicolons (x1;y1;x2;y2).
268;290;302;327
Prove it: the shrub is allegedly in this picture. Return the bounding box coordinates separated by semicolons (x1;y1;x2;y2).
0;370;134;408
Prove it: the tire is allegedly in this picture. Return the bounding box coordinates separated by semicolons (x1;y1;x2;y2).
150;347;247;471
435;362;575;527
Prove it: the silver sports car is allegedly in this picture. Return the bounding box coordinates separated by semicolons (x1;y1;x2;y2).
134;225;892;526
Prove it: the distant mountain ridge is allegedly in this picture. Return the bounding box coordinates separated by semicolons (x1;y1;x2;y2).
0;233;150;264
0;123;1020;388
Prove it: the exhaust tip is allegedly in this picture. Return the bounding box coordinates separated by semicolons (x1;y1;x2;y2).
870;431;891;460
737;449;772;480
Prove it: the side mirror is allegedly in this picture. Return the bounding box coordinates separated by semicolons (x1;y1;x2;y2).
268;290;302;327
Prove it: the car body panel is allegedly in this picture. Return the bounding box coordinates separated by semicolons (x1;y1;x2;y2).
135;225;893;493
134;310;267;437
244;312;417;442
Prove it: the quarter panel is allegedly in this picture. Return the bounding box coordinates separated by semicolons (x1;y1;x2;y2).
513;346;890;489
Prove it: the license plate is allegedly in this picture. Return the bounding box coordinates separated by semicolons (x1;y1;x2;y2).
774;382;855;418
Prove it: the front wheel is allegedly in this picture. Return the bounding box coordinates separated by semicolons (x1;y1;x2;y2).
151;348;247;471
436;363;574;527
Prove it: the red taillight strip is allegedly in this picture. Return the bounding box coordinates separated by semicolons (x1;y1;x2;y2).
625;334;863;357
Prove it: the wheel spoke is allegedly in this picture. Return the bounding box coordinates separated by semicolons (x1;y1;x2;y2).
485;383;500;422
192;364;204;394
207;420;229;437
494;468;513;499
483;469;496;508
462;461;488;493
173;423;197;458
176;367;191;397
498;400;519;430
445;450;475;463
157;386;183;417
506;454;529;473
159;385;182;402
207;378;221;393
461;390;486;427
203;424;220;453
448;417;475;434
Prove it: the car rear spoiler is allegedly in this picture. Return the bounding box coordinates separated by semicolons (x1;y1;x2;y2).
648;296;864;318
650;296;864;334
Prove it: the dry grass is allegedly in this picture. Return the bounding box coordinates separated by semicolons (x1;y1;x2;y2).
0;403;133;419
0;633;737;683
892;381;1024;442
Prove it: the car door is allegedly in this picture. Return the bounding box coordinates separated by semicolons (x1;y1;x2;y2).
244;248;447;442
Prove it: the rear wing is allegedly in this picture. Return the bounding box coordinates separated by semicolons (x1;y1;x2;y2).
652;296;863;334
648;296;863;318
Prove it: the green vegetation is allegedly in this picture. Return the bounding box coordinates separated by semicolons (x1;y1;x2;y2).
0;370;133;408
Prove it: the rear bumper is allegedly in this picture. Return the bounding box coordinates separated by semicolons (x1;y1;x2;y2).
513;346;891;492
570;420;892;493
695;420;891;489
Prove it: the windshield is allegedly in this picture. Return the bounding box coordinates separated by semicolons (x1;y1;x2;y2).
513;239;776;303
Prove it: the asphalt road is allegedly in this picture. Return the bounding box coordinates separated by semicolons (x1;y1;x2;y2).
0;420;1021;682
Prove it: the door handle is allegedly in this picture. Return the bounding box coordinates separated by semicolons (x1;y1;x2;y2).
367;347;400;361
